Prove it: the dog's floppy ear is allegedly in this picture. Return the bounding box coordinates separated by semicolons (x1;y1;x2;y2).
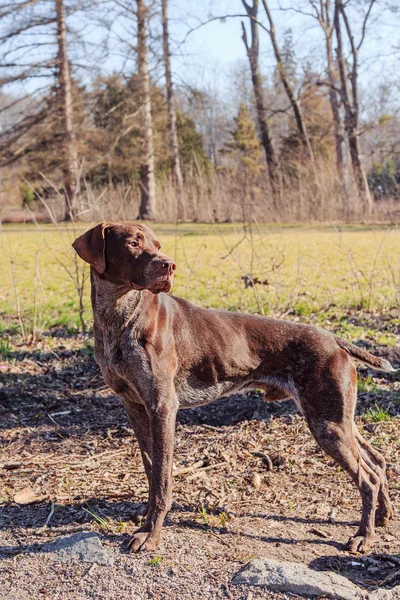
72;223;111;274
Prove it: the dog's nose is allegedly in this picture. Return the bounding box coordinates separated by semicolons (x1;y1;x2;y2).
162;260;176;272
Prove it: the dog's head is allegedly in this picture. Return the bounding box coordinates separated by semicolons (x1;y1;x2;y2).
72;222;176;294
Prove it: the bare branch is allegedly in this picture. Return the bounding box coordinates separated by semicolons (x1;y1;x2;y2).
177;13;270;49
358;0;376;50
241;21;249;51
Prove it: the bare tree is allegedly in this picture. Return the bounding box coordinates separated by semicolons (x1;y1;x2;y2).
261;0;316;174
307;1;347;200
334;0;374;212
137;0;157;220
0;0;85;221
241;0;280;204
161;0;186;221
56;0;79;221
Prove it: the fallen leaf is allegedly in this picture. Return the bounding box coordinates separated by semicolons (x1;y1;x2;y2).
251;473;261;490
14;486;40;505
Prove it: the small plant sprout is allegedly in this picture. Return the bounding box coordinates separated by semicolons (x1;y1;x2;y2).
199;505;209;524
218;511;231;529
358;375;379;393
116;518;129;533
147;555;163;567
0;338;11;358
82;505;110;529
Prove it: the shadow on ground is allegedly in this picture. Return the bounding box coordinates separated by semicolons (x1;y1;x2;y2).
1;341;399;438
310;553;400;590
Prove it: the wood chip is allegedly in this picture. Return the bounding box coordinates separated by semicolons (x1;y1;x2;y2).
173;460;205;477
308;527;329;539
3;462;21;470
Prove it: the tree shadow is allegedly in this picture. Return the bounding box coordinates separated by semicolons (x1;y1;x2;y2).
176;517;345;551
309;554;400;590
1;344;399;440
237;512;357;527
0;496;354;540
0;498;146;533
0;497;349;558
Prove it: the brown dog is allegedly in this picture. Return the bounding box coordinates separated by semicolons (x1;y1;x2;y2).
72;222;395;554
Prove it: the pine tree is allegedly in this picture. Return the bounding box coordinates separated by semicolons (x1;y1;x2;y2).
224;103;262;179
275;29;297;90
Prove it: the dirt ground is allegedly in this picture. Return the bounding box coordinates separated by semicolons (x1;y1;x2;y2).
1;322;400;600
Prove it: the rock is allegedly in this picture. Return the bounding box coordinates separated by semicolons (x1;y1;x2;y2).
232;558;393;600
44;532;114;566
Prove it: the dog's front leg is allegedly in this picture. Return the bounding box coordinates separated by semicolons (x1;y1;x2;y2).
127;397;178;552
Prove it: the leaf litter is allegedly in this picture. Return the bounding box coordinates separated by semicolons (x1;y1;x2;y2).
0;323;399;599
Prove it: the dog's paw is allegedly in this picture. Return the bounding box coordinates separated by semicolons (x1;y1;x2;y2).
345;534;373;554
127;527;160;553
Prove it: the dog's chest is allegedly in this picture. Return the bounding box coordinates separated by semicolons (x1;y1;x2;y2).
94;326;149;391
95;322;245;408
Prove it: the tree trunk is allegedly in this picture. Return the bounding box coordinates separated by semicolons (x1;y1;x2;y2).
137;0;156;220
55;0;78;222
348;133;371;207
318;0;348;204
261;0;316;173
326;44;345;184
161;0;186;221
241;0;280;205
334;0;372;213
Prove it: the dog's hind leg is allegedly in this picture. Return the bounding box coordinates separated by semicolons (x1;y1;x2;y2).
306;415;381;553
354;427;393;526
301;350;381;553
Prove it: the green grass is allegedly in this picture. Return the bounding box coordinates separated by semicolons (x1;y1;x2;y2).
147;555;163;567
358;375;380;393
82;505;110;529
0;338;12;358
1;222;399;333
365;404;391;422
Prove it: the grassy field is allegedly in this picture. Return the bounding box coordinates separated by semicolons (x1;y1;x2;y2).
1;222;399;340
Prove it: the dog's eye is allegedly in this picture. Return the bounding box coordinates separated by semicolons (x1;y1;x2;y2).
130;241;139;248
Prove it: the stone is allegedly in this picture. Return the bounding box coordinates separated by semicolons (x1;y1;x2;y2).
44;532;114;566
232;558;393;600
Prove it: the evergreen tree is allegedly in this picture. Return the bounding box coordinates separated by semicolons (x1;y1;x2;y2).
223;103;262;177
85;74;209;187
281;29;297;87
273;29;297;91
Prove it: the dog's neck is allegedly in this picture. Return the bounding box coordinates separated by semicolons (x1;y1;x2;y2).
90;268;154;329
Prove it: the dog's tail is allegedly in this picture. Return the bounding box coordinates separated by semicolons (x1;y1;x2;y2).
334;336;395;373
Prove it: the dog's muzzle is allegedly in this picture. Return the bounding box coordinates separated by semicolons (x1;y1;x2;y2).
148;258;176;294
